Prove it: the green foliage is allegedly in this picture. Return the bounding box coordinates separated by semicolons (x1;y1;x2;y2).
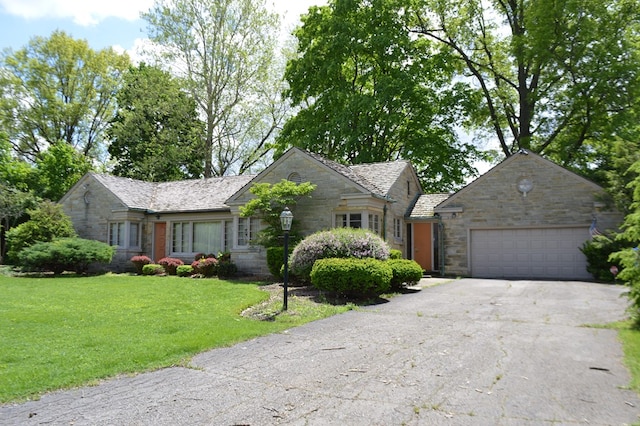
17;238;114;274
277;0;484;190
413;0;640;170
289;228;390;282
142;264;165;276
389;249;402;260
0;30;130;163
310;258;392;297
142;0;285;177
6;201;76;263
611;160;640;323
580;235;628;282
217;259;238;279
157;257;184;275
107;63;205;181
33;142;93;201
176;265;194;277
266;246;294;279
239;179;316;247
387;259;424;289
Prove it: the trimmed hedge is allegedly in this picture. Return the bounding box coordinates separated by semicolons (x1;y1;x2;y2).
176;265;194;277
217;260;238;278
290;228;390;282
389;249;402;260
266;246;294;279
17;237;114;275
142;264;165;275
387;259;423;289
310;258;392;297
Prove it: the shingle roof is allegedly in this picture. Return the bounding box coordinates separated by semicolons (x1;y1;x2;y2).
408;193;450;219
304;151;409;197
91;173;255;213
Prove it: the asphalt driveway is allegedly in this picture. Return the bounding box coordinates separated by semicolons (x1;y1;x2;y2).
2;278;639;425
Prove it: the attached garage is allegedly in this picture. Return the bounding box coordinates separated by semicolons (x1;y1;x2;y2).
469;227;592;280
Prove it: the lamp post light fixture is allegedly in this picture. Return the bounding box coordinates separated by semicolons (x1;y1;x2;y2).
280;207;294;311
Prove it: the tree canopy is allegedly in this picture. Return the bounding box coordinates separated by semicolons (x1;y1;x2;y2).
276;0;484;191
107;63;205;181
412;0;640;168
0;30;130;163
142;0;288;177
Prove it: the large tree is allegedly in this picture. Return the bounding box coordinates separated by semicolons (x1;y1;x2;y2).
142;0;288;177
107;63;205;181
412;0;640;168
0;30;130;163
276;0;484;190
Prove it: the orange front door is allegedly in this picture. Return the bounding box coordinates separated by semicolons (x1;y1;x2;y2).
413;223;433;272
154;222;166;262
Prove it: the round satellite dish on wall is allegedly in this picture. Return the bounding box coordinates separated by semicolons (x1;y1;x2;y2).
517;178;533;197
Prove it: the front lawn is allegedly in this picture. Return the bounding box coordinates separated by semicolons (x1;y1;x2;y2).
0;273;350;403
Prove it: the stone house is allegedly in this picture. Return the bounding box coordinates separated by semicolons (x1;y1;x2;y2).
407;150;622;280
60;148;622;280
60;148;422;275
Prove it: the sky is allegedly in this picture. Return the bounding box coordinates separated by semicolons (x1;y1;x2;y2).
0;0;327;54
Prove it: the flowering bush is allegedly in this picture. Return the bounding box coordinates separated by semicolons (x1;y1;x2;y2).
157;257;184;275
191;256;218;277
289;228;390;282
130;255;152;275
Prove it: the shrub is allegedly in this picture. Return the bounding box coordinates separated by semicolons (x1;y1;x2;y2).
142;264;165;275
6;201;76;263
289;228;390;282
580;235;628;282
310;258;392;297
387;259;424;289
266;246;294;279
389;249;403;260
217;260;238;278
157;257;184;275
130;255;152;275
17;238;114;275
191;257;218;277
176;265;194;277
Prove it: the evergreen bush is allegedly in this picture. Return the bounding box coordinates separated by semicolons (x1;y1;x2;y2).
176;265;194;277
389;249;403;259
142;264;164;275
387;259;423;289
17;238;114;275
310;258;392;297
580;235;627;281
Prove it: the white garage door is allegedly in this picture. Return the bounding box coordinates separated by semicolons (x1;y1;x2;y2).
470;228;592;280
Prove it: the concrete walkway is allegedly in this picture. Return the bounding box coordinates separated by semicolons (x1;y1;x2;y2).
1;278;639;425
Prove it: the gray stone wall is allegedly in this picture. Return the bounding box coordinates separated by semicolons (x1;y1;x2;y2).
437;154;623;276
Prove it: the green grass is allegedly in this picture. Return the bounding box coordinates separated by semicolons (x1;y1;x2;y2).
0;274;351;403
610;321;640;393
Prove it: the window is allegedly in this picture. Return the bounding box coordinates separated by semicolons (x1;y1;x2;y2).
172;221;226;254
335;213;362;229
393;218;402;240
368;214;380;235
109;222;140;248
193;222;222;254
172;222;191;253
237;217;260;247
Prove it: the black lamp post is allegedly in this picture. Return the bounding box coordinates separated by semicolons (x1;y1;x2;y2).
280;207;293;311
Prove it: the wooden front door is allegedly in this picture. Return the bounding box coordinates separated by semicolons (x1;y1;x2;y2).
413;222;433;272
154;222;166;262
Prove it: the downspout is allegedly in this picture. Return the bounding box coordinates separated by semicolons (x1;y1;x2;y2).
382;203;387;241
